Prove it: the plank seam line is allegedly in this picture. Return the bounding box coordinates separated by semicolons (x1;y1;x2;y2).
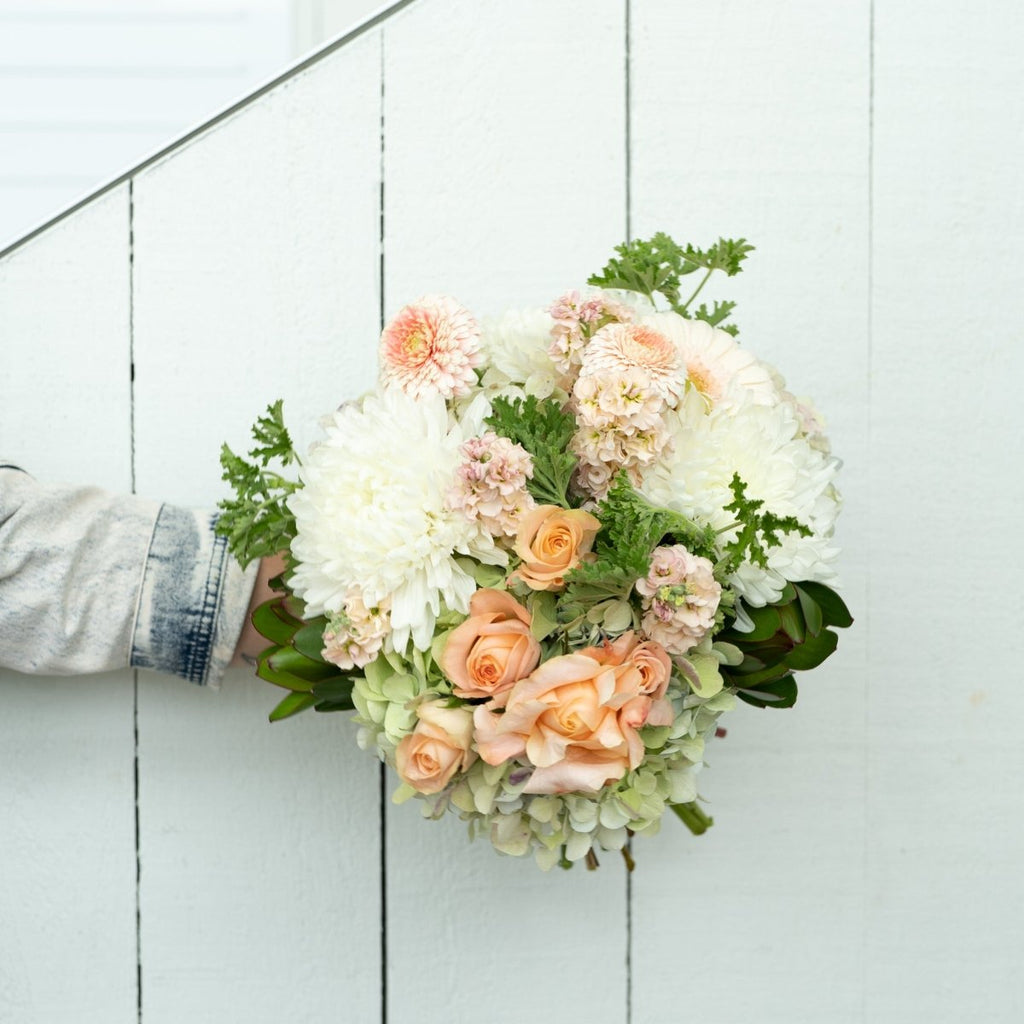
129;175;143;1024
862;2;874;1021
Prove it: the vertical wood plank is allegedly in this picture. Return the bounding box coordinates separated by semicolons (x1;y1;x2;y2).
130;33;384;1023
869;3;1024;1019
0;186;136;1023
382;2;630;1020
630;4;870;1021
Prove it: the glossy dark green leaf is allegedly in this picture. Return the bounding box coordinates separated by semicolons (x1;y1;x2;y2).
725;603;780;642
795;584;824;636
311;676;357;703
784;627;839;671
269;691;318;722
796;581;853;628
736;675;798;709
313;698;355;713
293;619;329;663
257;646;315;692
724;662;790;689
267;646;338;683
251;600;300;646
777;602;805;645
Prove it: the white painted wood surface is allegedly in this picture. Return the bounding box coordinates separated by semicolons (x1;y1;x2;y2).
2;1;1023;1021
0;187;136;1022
130;31;383;1024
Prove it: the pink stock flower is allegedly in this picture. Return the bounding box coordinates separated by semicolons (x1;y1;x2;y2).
380;295;481;398
635;545;721;655
447;432;535;539
547;289;635;376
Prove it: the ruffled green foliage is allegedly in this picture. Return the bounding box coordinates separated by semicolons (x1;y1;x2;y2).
485;394;578;507
216;400;299;569
587;230;754;335
563;476;717;610
717;473;812;575
719;581;853;709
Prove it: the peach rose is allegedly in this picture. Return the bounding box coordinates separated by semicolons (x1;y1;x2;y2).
395;700;476;795
473;635;671;795
441;589;541;700
511;504;601;591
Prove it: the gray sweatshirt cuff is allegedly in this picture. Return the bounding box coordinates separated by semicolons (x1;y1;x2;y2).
131;505;258;688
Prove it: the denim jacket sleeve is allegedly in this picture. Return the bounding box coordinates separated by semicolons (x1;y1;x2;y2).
0;465;258;686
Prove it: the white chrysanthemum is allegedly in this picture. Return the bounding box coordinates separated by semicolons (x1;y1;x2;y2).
638;389;841;609
641;311;778;410
479;307;562;398
288;388;506;652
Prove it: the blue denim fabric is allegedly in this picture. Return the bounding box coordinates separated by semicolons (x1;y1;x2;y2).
0;466;256;685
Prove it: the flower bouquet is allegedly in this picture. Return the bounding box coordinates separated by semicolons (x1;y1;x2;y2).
218;232;850;870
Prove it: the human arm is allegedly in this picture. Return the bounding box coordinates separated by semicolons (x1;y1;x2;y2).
0;465;272;685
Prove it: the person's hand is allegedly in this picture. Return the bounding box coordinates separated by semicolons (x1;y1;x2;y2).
231;553;287;668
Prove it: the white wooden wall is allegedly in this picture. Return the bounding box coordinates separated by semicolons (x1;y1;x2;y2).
2;2;1022;1021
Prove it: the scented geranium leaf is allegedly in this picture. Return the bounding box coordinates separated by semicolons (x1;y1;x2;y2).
692;299;737;329
216;400;300;569
718;474;811;575
564;476;717;608
485;395;579;508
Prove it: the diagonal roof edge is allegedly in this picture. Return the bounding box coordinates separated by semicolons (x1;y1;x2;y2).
0;0;417;262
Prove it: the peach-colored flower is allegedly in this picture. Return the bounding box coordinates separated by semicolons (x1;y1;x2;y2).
440;589;541;700
473;633;674;794
379;295;481;399
511;505;601;591
580;322;682;404
395;700;476;795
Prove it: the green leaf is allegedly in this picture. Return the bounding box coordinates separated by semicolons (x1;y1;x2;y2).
736;675;798;709
313;699;356;713
528;591;559;641
718;474;812;575
485;395;579;508
784;627;839;671
251;600;300;646
256;646;315;692
215;401;300;569
266;647;338;684
269;691;318;722
777;602;805;645
292;619;329;663
728;603;781;642
310;676;357;705
796;585;824;637
795;582;853;629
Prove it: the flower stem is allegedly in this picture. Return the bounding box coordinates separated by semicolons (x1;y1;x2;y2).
671;801;714;835
679;268;713;314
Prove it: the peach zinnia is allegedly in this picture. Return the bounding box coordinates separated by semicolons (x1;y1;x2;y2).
380;294;481;398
